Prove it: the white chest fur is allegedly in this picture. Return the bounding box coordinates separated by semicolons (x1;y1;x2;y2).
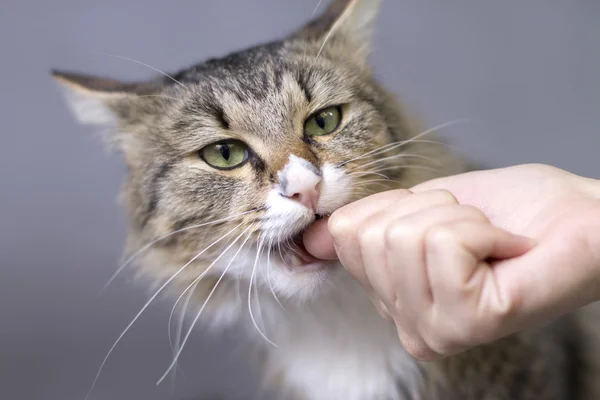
253;272;421;400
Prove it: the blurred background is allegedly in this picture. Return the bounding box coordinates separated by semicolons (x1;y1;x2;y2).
1;1;599;399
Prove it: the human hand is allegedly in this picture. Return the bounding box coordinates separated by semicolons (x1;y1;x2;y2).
303;164;600;360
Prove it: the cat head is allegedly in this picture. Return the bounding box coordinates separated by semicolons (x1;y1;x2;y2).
52;0;457;312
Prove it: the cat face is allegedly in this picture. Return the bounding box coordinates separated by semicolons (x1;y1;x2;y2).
53;0;456;307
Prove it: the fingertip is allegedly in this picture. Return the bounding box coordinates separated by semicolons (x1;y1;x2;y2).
303;218;338;260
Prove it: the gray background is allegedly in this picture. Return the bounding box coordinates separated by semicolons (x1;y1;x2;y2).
1;1;599;399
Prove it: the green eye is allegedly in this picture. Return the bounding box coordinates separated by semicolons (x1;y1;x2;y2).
304;106;342;137
199;141;249;170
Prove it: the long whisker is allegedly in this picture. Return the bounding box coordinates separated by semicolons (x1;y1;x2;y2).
101;210;259;293
95;51;190;92
84;223;243;400
310;0;325;20
156;228;255;385
277;242;292;270
248;238;277;347
355;178;398;188
347;171;390;179
253;242;268;335
340;119;468;167
167;226;254;358
360;164;441;176
266;238;287;312
168;280;194;389
348;153;441;172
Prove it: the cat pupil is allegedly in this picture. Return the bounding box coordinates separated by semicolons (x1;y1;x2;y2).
219;145;231;160
316;114;326;129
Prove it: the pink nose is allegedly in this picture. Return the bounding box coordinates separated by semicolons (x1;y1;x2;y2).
278;155;322;212
286;189;320;212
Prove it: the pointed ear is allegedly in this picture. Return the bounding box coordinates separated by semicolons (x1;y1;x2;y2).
295;0;382;59
50;70;159;126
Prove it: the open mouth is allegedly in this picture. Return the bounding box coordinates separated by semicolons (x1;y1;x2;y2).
271;214;327;271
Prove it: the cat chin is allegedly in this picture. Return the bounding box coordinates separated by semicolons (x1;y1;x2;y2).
263;260;343;303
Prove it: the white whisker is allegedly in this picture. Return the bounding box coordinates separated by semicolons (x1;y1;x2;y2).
156;227;255;385
167;226;253;355
266;238;287;312
348;171;390;179
168;281;193;389
363;164;440;175
95;51;190;92
349;153;441;172
101;210;258;293
355;178;397;187
340;119;468;167
248;238;277;347
84;223;243;400
277;242;292;270
310;0;325;21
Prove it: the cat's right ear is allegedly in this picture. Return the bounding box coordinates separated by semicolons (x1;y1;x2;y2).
294;0;382;60
51;70;158;126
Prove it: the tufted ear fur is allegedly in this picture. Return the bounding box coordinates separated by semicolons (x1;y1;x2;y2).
50;70;171;167
294;0;382;60
50;70;161;126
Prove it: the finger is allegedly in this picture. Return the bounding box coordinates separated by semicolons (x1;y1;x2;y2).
424;221;535;342
333;189;460;286
383;204;488;310
425;220;535;295
303;218;337;260
327;189;413;286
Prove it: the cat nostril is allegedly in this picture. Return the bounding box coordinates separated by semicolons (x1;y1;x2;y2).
289;193;302;202
285;189;320;212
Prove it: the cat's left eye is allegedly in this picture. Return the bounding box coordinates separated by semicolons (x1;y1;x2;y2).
304;106;342;137
199;140;249;170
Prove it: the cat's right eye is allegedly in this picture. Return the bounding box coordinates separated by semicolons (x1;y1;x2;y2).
198;140;250;170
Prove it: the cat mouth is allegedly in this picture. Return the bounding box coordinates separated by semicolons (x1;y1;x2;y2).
272;214;327;271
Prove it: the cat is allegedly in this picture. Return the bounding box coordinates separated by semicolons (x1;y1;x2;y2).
52;0;600;399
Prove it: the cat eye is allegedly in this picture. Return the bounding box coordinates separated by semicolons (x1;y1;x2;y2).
304;106;342;137
199;140;249;170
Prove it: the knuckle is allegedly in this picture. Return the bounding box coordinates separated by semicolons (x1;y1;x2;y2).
459;205;488;222
384;221;413;249
391;188;414;199
357;221;383;249
428;189;458;205
328;210;354;240
425;225;456;249
495;286;521;322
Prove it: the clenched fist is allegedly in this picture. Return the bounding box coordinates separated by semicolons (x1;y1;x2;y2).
303;164;600;361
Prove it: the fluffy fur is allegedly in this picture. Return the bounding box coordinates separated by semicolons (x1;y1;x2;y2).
52;1;600;399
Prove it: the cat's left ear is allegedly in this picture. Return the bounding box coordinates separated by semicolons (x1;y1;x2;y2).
294;0;382;60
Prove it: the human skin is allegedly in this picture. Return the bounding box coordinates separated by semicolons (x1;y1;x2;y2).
303;164;600;360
